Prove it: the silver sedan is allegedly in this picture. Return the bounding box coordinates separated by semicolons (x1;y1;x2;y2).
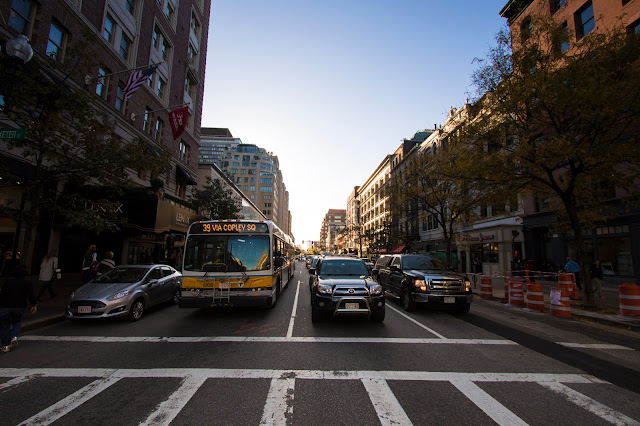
66;264;182;321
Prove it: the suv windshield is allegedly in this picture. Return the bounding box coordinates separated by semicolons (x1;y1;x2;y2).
401;255;447;271
319;259;369;276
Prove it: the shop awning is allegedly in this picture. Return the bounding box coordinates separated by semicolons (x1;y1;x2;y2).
176;164;197;185
377;249;387;253
389;244;406;254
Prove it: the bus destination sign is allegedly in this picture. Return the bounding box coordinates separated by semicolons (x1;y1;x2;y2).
191;222;269;234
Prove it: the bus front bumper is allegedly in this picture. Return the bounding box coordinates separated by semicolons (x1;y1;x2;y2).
179;288;274;308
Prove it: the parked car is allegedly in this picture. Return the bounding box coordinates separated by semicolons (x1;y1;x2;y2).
309;257;385;322
376;254;472;313
66;264;182;321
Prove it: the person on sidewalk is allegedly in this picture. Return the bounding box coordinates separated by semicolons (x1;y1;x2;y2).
37;249;59;301
95;251;116;276
591;260;605;300
81;244;98;283
564;257;582;290
0;263;38;353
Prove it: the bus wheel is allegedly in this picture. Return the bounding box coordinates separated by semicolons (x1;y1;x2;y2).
269;282;279;308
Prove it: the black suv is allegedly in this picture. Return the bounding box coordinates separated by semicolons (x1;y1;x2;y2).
309;257;385;322
376;254;472;313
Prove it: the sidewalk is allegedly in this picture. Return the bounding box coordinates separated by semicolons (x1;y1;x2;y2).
473;277;640;332
21;272;84;331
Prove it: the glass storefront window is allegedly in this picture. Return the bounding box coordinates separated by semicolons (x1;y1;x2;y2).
482;243;499;263
598;237;633;276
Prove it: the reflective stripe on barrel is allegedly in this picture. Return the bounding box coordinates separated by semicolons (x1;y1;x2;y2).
525;282;544;311
619;283;640;318
480;276;493;299
509;280;524;307
558;273;576;300
550;286;571;318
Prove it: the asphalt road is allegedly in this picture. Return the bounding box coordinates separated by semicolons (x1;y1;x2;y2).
2;260;639;425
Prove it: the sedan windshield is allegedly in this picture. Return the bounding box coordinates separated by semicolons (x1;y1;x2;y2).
401;255;447;271
319;259;369;276
93;267;149;283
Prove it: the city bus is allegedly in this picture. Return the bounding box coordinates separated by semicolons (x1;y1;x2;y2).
179;219;294;308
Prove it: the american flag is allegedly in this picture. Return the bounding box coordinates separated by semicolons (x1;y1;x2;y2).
122;65;158;101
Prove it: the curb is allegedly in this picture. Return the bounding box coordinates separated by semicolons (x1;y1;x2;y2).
22;314;67;332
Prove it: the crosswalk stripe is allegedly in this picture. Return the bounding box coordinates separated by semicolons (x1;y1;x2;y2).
139;375;208;426
18;375;121;426
450;379;528;426
260;377;295;425
362;378;413;426
539;382;640;426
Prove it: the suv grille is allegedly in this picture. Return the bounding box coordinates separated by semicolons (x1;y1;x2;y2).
333;286;369;297
429;278;464;291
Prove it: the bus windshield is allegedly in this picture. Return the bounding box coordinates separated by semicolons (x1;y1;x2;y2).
183;234;271;272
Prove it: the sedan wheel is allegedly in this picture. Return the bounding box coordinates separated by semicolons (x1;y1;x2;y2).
128;299;145;321
172;288;181;305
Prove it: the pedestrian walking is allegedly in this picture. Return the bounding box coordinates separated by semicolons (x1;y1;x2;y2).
591;260;605;300
81;244;98;283
96;251;116;276
564;257;582;290
0;263;38;353
37;249;59;301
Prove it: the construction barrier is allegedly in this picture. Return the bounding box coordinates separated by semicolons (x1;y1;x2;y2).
550;286;571;318
619;283;640;317
558;273;577;300
525;282;544;311
509;280;524;307
480;276;493;299
504;276;509;303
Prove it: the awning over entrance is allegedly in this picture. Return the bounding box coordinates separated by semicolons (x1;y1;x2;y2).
176;164;197;185
377;249;387;254
389;244;406;254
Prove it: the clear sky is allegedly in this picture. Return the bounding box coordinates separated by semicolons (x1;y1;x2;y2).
201;0;509;245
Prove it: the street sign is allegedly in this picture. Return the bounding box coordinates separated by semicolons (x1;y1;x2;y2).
0;128;26;139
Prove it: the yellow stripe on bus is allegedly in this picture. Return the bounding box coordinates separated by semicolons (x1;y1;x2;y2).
182;276;273;289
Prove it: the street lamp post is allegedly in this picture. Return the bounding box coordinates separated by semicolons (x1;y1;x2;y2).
1;34;34;98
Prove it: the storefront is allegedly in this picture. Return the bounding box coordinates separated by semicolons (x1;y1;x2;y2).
457;224;524;277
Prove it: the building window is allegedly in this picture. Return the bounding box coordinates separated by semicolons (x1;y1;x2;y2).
152;27;160;48
261;178;272;184
155;119;163;141
264;195;271;200
9;0;33;35
551;0;566;13
103;14;115;43
157;77;166;98
116;85;125;112
190;12;200;36
96;68;107;98
560;21;570;53
125;0;136;15
46;22;65;60
243;185;248;191
179;141;189;162
250;185;256;191
119;32;132;60
575;1;595;40
161;40;170;61
143;107;152;133
187;43;196;62
164;1;175;22
260;186;272;192
630;19;640;33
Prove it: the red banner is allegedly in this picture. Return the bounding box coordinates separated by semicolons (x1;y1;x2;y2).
168;106;189;140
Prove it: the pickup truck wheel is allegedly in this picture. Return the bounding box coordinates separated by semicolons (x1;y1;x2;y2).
456;303;471;314
371;309;385;322
402;287;416;312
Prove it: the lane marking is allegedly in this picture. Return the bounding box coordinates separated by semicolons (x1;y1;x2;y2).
260;377;295;425
0;375;31;390
0;368;608;384
18;375;121;425
362;378;413;425
21;335;516;345
286;281;301;338
386;305;448;339
139;375;207;426
450;379;528;426
539;381;640;426
556;342;634;350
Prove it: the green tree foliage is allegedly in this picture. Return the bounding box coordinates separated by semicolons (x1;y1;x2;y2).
0;32;171;265
189;176;242;220
468;19;640;306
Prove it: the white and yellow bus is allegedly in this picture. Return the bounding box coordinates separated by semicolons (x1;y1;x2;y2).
179;219;294;308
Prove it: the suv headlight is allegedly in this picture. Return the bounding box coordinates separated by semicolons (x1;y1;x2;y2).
413;279;427;291
108;289;134;301
369;284;383;295
317;283;334;294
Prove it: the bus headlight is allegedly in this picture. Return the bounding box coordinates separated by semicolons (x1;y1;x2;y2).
317;283;334;294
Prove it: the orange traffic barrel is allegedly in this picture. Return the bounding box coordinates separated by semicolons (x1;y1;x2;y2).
526;282;544;311
619;283;640;317
480;276;493;299
558;273;576;299
550;286;571;318
504;276;509;303
509;280;524;307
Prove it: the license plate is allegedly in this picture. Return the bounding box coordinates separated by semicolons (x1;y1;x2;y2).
444;297;456;304
345;303;359;309
78;306;91;313
219;282;230;289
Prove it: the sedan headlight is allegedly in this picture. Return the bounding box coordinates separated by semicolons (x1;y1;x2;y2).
317;283;334;294
107;289;134;301
369;284;383;295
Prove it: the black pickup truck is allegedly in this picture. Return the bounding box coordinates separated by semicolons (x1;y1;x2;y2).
376;254;472;313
